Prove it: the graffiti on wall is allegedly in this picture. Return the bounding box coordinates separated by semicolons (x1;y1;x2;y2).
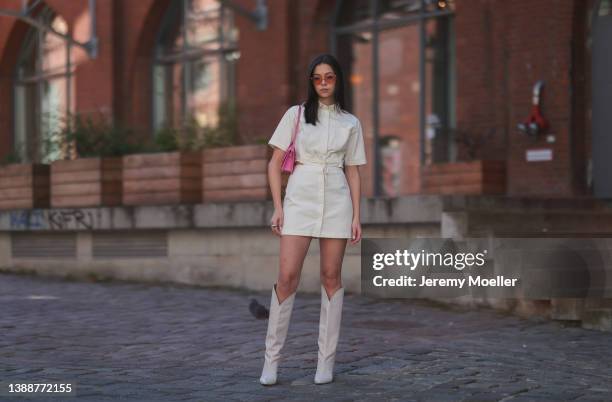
7;209;96;230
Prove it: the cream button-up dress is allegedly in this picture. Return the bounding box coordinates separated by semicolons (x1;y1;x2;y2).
268;101;367;238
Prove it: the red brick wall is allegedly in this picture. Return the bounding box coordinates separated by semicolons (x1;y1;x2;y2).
0;0;115;152
0;1;25;157
456;0;592;197
113;0;169;142
235;0;293;143
0;0;596;199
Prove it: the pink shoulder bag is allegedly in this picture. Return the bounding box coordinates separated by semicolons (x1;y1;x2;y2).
281;104;303;174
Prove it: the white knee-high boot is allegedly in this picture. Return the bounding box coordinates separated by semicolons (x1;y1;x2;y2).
259;283;296;385
314;285;344;384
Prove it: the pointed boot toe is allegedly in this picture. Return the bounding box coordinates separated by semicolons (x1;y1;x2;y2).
259;283;296;386
314;285;344;384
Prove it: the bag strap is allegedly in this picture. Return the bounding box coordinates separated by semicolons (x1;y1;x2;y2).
288;104;302;147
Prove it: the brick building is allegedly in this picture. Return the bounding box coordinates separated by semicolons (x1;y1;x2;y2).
0;0;607;199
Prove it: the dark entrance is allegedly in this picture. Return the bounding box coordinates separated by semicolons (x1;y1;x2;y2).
592;0;612;198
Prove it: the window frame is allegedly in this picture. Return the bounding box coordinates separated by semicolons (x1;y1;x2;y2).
151;0;239;135
13;5;73;164
330;0;456;196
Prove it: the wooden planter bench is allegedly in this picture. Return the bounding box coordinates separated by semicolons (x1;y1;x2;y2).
202;144;288;202
123;151;202;206
422;160;506;195
0;163;50;210
51;157;122;207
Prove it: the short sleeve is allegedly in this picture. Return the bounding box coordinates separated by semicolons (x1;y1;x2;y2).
344;118;367;166
268;105;298;152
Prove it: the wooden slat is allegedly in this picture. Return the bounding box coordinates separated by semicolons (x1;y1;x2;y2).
122;152;202;206
123;166;201;180
51;193;121;207
51;182;104;196
422;183;483;194
123;190;201;205
123;151;201;168
0;175;35;188
422;160;506;195
203;145;271;163
50;157;122;173
203;188;270;202
0;187;33;200
0;165;50;188
423;172;506;187
51;158;101;172
423;181;506;195
204;173;267;190
0;199;34;209
123;178;201;193
0;164;34;177
203;159;268;176
423;160;505;174
1;175;50;189
52;170;102;184
51;194;103;207
48;158;122;207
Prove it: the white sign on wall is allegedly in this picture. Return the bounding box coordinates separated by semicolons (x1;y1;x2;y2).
526;149;553;162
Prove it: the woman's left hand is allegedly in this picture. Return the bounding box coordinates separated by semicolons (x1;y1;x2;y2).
350;217;362;245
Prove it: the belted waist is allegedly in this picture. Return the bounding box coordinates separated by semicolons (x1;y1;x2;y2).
296;160;344;169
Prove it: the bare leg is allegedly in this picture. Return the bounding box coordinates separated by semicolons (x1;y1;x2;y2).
276;234;312;303
319;238;348;298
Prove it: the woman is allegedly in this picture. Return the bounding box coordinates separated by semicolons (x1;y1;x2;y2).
260;54;367;385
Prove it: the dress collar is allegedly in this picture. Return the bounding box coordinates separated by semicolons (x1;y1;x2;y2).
318;100;336;112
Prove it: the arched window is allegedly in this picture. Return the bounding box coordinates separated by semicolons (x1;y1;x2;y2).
153;0;239;132
332;0;455;196
14;6;73;163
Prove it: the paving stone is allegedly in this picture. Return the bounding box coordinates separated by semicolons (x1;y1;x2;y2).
1;273;611;401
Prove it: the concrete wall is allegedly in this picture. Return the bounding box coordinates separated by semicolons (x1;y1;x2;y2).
0;195;444;294
2;194;612;330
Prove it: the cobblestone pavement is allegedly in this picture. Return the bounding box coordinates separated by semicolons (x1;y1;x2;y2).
1;273;611;402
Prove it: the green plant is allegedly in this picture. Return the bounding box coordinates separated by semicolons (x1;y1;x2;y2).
204;100;238;147
0;151;22;166
152;100;239;152
152;116;200;152
57;113;146;158
0;139;27;166
253;137;268;145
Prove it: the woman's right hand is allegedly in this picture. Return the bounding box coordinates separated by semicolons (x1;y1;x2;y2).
270;208;284;236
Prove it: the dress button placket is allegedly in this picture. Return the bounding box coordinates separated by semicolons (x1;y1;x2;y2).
317;107;331;237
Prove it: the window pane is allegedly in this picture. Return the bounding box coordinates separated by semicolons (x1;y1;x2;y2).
187;56;219;127
599;0;612;16
16;30;38;79
186;0;223;49
378;24;421;195
336;32;374;196
424;16;455;164
154;0;238;132
14;8;71;163
40;78;66;163
336;0;373;27
14;84;38;161
153;65;167;130
41;16;68;72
